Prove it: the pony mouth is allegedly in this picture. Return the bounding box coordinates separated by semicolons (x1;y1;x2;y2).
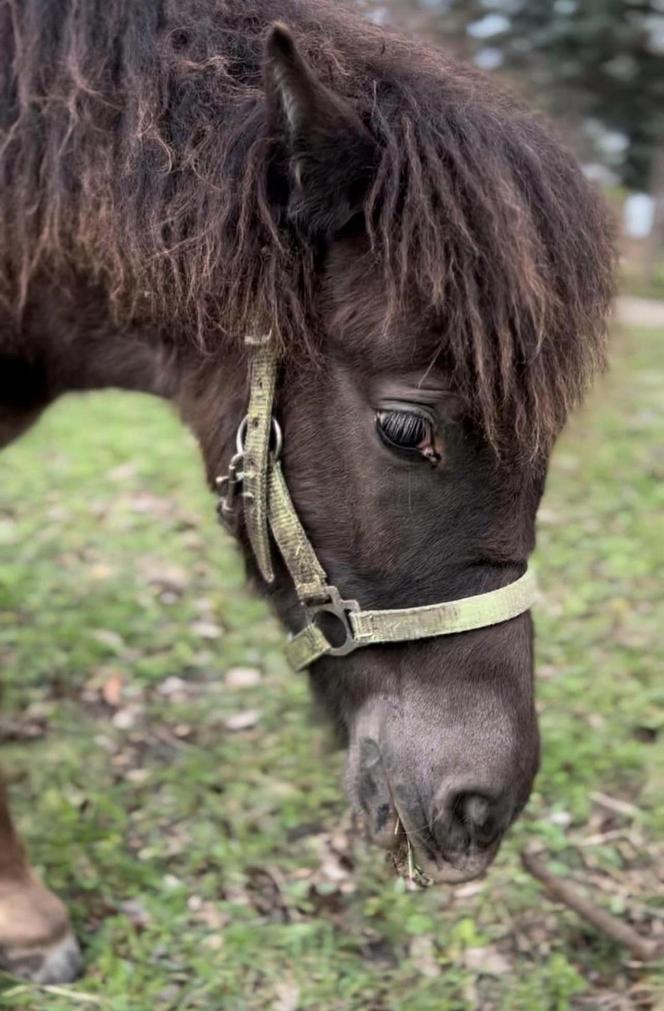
386;800;498;887
352;748;500;886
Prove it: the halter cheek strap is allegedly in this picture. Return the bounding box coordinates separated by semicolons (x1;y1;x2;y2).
217;337;538;672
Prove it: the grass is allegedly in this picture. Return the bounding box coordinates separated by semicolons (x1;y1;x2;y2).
622;262;664;302
0;323;662;1010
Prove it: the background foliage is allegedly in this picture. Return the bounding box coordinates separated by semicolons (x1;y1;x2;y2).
363;0;664;190
361;0;664;287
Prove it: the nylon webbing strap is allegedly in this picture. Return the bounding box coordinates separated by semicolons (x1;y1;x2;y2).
242;336;278;583
268;462;329;603
284;569;537;671
234;340;538;672
352;568;536;641
283;621;330;671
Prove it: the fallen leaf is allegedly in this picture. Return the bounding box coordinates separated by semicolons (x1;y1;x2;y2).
173;723;193;739
89;563;115;581
274;980;301;1011
202;935;224;952
454;881;486;900
409;935;441;978
549;809;572;828
128;493;174;516
188;899;230;930
91;629;127;654
118;898;151;929
224;710;261;731
464;946;512;975
192;621;223;640
109;462;138;482
112;706;143;730
102;673;124;708
225;667;262;688
158;676;190;699
138;559;188;594
125;768;150;785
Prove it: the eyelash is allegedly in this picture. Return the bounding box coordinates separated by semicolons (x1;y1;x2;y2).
376;409;433;454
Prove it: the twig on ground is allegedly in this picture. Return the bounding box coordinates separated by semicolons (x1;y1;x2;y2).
572;828;631;847
520;849;662;964
0;979;106;1006
589;791;642;820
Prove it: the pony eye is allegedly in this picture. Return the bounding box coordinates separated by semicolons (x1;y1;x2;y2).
376;410;431;452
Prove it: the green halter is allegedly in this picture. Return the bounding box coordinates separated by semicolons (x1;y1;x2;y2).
217;336;538;672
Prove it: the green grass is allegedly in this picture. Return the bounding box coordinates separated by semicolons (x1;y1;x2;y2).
622;261;664;302
0;324;662;1010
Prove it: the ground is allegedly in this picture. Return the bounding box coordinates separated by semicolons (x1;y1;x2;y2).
0;322;662;1011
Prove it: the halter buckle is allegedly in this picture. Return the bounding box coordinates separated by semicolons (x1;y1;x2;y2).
216;451;245;525
215;415;283;527
305;586;360;658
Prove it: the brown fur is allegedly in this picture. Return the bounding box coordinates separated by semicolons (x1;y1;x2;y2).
0;0;614;455
0;0;616;971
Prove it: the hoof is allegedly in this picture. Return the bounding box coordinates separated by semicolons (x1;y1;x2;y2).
0;930;82;984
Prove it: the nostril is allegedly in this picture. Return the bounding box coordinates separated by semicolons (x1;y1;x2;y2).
462;794;491;829
453;791;508;847
432;791;508;854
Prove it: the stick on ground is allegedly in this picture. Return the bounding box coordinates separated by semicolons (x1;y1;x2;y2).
520;850;662;964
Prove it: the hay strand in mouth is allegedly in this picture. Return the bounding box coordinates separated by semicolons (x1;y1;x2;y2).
407;834;415;883
389;816;434;889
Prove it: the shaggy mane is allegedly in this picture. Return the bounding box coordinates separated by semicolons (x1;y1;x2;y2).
0;0;614;454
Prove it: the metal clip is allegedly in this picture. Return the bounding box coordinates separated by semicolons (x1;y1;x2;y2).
215;415;284;527
216;451;245;525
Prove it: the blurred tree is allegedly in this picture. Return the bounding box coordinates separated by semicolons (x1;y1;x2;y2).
485;0;663;194
367;0;663;190
361;0;664;270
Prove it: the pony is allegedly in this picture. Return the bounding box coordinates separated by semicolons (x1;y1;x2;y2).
0;0;613;982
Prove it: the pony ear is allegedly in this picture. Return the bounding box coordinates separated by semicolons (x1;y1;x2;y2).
264;23;379;235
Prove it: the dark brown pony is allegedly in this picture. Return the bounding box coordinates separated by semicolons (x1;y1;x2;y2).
0;0;613;983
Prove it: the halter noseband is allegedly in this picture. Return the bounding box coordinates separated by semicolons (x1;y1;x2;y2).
216;335;537;671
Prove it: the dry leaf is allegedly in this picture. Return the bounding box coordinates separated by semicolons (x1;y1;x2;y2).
91;629;126;653
138;559;188;593
118;898;151;929
192;621;223;640
464;945;512;975
409;935;441;978
224;710;261;731
274;980;301;1011
225;667;262;688
102;673;124;708
158;676;189;698
112;706;143;730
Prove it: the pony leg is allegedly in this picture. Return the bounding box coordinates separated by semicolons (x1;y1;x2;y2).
0;383;81;982
0;369;81;980
0;779;81;983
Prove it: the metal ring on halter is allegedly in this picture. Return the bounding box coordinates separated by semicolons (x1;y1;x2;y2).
236;416;283;460
305;586;361;657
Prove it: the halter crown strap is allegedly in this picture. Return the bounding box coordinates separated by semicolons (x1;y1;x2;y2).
218;339;538;671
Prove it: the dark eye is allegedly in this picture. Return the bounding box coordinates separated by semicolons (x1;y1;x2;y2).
376;409;432;452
